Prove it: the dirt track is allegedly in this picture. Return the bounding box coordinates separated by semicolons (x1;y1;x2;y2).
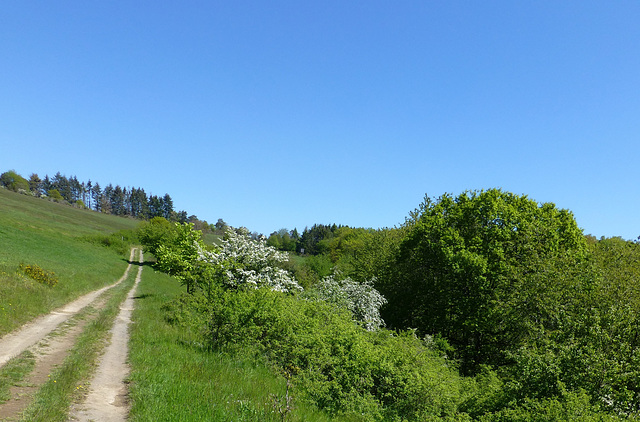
70;249;143;421
0;248;143;421
0;248;136;368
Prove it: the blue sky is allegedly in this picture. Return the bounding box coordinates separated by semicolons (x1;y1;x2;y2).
1;1;638;239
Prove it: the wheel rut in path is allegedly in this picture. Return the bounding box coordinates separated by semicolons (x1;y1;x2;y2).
0;248;138;369
0;307;97;421
70;249;144;422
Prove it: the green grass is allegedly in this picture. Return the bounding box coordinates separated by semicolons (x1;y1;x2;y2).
128;262;337;422
0;188;140;335
0;350;36;403
202;232;222;246
19;253;139;422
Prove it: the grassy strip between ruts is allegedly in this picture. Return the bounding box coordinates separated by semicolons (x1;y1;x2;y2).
127;258;337;422
17;250;140;422
0;288;112;410
0;350;36;403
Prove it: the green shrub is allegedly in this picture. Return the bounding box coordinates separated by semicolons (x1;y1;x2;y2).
162;292;213;340
47;188;64;202
165;288;469;421
137;217;175;255
477;390;625;422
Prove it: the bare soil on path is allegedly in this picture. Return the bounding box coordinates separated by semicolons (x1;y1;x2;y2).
0;308;96;421
69;250;144;422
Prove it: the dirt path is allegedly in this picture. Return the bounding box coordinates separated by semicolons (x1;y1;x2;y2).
0;248;137;369
0;310;95;421
69;250;144;422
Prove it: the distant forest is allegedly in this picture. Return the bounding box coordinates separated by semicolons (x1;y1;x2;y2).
0;169;224;233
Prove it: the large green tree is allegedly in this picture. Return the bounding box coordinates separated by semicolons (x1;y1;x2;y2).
382;189;586;372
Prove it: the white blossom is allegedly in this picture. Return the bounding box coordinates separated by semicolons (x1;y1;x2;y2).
198;228;302;293
312;273;387;331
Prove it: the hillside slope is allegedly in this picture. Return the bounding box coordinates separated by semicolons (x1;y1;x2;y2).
0;188;139;335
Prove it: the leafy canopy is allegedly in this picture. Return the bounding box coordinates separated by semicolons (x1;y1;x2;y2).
383;188;586;371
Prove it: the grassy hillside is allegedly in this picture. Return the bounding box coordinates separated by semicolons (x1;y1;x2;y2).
0;188;139;335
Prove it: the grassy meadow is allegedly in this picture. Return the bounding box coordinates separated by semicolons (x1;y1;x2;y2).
0;188;139;335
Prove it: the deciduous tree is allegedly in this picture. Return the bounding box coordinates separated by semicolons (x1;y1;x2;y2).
384;189;586;371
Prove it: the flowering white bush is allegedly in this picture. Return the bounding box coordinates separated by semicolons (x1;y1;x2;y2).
311;272;387;331
198;228;302;293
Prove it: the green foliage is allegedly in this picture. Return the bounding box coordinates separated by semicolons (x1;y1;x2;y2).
18;263;59;287
304;254;334;280
298;224;341;255
279;254;335;289
0;170;30;193
138;217;176;255
47;188;64;201
590;236;640;309
331;227;405;283
267;228;298;252
179;287;469;421
383;189;587;372
477;390;625;422
151;222;215;295
161;291;214;338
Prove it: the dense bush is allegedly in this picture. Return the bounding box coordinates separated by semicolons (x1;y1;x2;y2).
138;217;176;256
165;288;470;421
476;390;625;422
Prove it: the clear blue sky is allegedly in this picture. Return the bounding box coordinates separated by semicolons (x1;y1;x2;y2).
1;1;638;239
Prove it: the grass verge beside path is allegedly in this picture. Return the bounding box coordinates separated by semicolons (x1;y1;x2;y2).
17;250;140;422
128;260;336;422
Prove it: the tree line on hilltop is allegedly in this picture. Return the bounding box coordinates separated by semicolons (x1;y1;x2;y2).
0;169;228;233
